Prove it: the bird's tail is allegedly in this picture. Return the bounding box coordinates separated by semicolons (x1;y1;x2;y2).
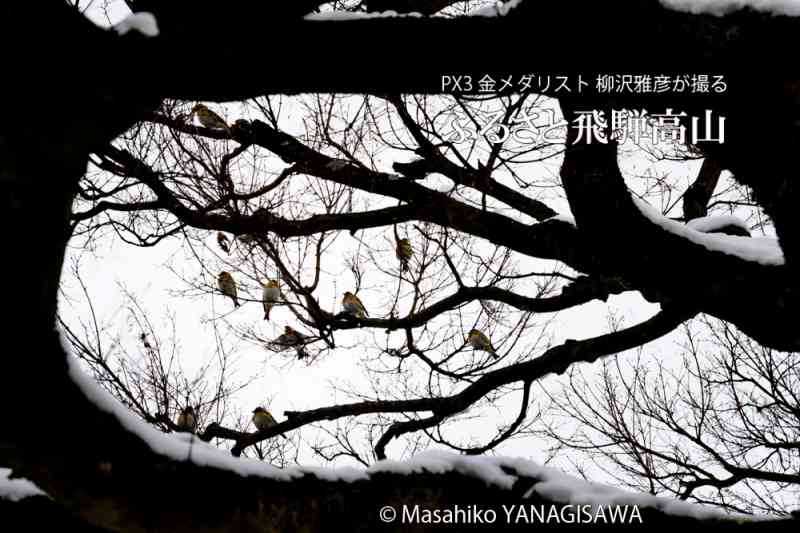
233;297;241;308
264;304;272;320
297;347;308;360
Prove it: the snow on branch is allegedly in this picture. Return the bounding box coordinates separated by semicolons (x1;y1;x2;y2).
304;10;423;21
544;213;577;227
305;0;525;20
687;214;751;235
661;0;800;16
114;12;159;37
632;197;784;265
367;451;748;520
468;0;526;17
0;469;45;502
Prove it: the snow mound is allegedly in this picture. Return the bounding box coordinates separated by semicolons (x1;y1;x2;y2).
468;0;525;17
306;1;524;20
687;214;750;234
305;10;422;21
0;469;46;502
633;197;784;265
369;451;749;520
114;12;159;37
661;0;800;16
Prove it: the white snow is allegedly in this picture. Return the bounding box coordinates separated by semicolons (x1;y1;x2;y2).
371;451;516;489
633;197;784;265
661;0;800;16
368;451;754;520
113;12;159;37
509;456;731;520
468;0;525;17
0;469;46;502
687;214;750;234
58;325;755;521
305;10;422;21
305;1;524;20
545;213;577;226
306;0;800;19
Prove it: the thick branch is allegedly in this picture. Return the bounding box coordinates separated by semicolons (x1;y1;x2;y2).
558;100;800;351
683;156;722;220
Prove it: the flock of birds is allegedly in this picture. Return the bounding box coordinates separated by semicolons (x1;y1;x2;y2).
172;104;500;438
214;231;497;358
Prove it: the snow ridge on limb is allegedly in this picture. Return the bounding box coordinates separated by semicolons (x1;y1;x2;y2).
113;12;159;37
662;0;800;16
0;469;45;502
633;198;784;266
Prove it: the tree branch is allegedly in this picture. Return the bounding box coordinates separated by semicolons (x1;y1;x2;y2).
225;307;693;455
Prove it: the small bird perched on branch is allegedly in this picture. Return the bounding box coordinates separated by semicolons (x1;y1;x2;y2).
273;325;308;359
191;103;230;132
176;406;197;434
342;291;368;319
252;407;287;439
217;232;231;254
217;271;240;308
396;238;413;272
140;332;152;349
232;118;252;134
262;279;281;320
467;329;498;359
238;233;257;246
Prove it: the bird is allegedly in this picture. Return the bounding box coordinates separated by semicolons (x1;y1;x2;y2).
232;118;253;135
140;332;151;349
252;406;287;439
217;271;240;308
176;406;197;434
238;233;257;246
467;328;498;358
262;280;281;320
342;291;368;319
273;326;308;359
191;103;230;132
396;238;413;272
217;232;231;254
